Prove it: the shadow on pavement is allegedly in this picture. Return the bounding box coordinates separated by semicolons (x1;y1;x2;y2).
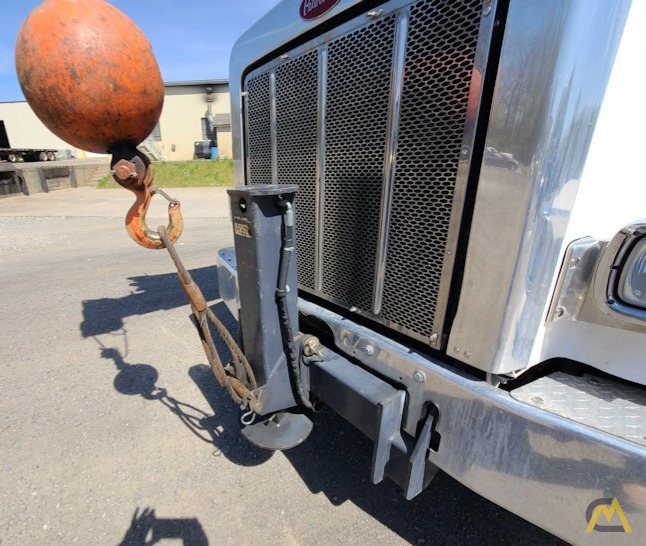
94;344;271;467
80;266;272;467
118;507;208;546
80;266;219;338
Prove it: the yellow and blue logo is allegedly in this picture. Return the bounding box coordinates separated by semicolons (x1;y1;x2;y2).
585;497;632;533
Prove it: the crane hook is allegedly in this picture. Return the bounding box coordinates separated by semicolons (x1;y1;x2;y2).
110;146;183;250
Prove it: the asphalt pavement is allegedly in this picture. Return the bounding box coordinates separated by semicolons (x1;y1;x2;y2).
0;187;564;545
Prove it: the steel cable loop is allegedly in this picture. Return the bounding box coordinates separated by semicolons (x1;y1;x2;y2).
192;304;244;405
158;226;259;411
158;224;256;388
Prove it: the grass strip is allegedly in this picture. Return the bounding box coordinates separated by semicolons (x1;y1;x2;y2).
97;159;234;188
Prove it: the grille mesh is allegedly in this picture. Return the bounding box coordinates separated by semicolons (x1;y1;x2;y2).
243;0;485;344
247;73;272;184
275;51;319;290
379;0;482;338
322;16;396;310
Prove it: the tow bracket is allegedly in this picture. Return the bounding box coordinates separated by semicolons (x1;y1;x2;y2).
308;348;439;500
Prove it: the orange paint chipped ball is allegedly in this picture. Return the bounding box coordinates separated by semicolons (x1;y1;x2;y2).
15;0;164;154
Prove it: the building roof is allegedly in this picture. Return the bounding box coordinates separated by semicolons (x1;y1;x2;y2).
164;80;228;88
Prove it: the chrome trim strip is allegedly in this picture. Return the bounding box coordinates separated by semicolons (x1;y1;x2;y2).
269;71;278;184
373;10;409;316
449;0;632;373
242;90;251;183
427;0;498;346
315;46;328;291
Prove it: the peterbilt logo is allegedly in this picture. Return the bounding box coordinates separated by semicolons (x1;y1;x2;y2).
300;0;340;20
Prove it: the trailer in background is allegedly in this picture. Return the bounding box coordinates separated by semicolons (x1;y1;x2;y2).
0;120;58;162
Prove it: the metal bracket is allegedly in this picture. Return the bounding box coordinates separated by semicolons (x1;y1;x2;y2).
310;349;439;499
371;389;406;484
400;411;438;500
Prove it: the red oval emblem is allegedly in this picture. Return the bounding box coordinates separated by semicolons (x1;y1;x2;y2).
300;0;340;20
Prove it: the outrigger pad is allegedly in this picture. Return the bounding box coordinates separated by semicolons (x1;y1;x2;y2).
241;411;313;451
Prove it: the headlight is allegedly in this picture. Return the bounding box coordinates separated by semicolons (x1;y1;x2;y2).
603;223;646;322
618;237;646;309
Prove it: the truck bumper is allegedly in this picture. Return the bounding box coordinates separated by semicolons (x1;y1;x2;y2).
217;248;645;544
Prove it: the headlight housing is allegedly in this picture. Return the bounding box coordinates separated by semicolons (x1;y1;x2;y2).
605;223;646;321
618;236;646;309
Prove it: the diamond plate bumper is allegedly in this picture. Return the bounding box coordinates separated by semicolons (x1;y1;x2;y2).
512;372;646;448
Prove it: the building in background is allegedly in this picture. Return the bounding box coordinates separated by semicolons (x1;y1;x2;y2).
0;79;231;161
158;80;231;161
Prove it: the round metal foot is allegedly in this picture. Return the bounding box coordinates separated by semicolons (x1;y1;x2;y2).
241;411;313;450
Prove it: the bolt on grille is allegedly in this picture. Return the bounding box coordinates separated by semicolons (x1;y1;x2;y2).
244;0;489;346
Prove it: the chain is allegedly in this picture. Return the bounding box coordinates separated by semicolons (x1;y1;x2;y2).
158;225;259;414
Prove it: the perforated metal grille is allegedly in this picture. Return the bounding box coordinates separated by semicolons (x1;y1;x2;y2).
247;73;272;184
380;0;482;338
243;0;487;345
275;51;319;290
321;16;396;310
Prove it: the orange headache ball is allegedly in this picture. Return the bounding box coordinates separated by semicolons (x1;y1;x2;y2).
15;0;164;154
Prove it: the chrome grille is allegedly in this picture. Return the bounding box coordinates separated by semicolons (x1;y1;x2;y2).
322;16;396;310
246;73;272;183
275;51;319;289
244;0;490;346
380;0;483;337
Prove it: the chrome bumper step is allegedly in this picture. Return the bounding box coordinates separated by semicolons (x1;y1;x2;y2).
511;372;646;447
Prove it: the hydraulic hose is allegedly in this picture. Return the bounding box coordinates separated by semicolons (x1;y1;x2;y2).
276;200;312;409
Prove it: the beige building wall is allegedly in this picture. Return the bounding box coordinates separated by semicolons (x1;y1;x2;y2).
158;82;232;161
1;80;232;162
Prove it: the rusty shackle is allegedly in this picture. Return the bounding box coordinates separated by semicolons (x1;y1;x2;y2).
111;147;183;250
